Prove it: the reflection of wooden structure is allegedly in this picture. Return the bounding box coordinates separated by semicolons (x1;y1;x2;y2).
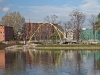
0;50;5;69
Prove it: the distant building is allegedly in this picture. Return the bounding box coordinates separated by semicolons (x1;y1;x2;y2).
0;25;13;41
25;23;63;40
80;29;100;41
66;29;74;41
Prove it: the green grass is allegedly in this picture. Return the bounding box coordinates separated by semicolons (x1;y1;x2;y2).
17;45;23;48
36;44;100;47
36;44;100;50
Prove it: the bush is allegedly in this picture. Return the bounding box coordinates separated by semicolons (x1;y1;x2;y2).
0;42;5;45
0;42;2;45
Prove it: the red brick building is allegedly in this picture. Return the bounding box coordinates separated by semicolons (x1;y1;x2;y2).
25;23;63;40
0;25;13;41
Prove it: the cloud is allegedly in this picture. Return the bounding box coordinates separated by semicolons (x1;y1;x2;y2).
2;7;9;12
80;0;100;15
0;0;2;3
19;0;100;26
20;5;76;22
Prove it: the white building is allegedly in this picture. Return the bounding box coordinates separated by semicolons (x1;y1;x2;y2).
66;29;74;41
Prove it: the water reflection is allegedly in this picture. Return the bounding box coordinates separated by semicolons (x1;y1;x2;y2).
0;49;100;75
0;50;5;75
0;50;5;69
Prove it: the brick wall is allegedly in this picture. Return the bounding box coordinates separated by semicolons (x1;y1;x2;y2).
25;23;57;40
0;26;5;41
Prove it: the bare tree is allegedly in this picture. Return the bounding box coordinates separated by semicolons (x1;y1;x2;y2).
64;21;73;30
51;14;58;24
44;14;58;24
2;12;25;40
70;9;86;43
64;21;73;37
44;14;64;43
44;16;50;23
89;15;96;41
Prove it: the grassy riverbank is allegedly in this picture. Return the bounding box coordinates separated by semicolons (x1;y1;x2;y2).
0;41;24;50
36;44;100;47
36;44;100;50
2;43;100;50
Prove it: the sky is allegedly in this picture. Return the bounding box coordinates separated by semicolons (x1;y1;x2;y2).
0;0;100;25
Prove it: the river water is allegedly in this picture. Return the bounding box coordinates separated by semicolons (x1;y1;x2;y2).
0;49;100;75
